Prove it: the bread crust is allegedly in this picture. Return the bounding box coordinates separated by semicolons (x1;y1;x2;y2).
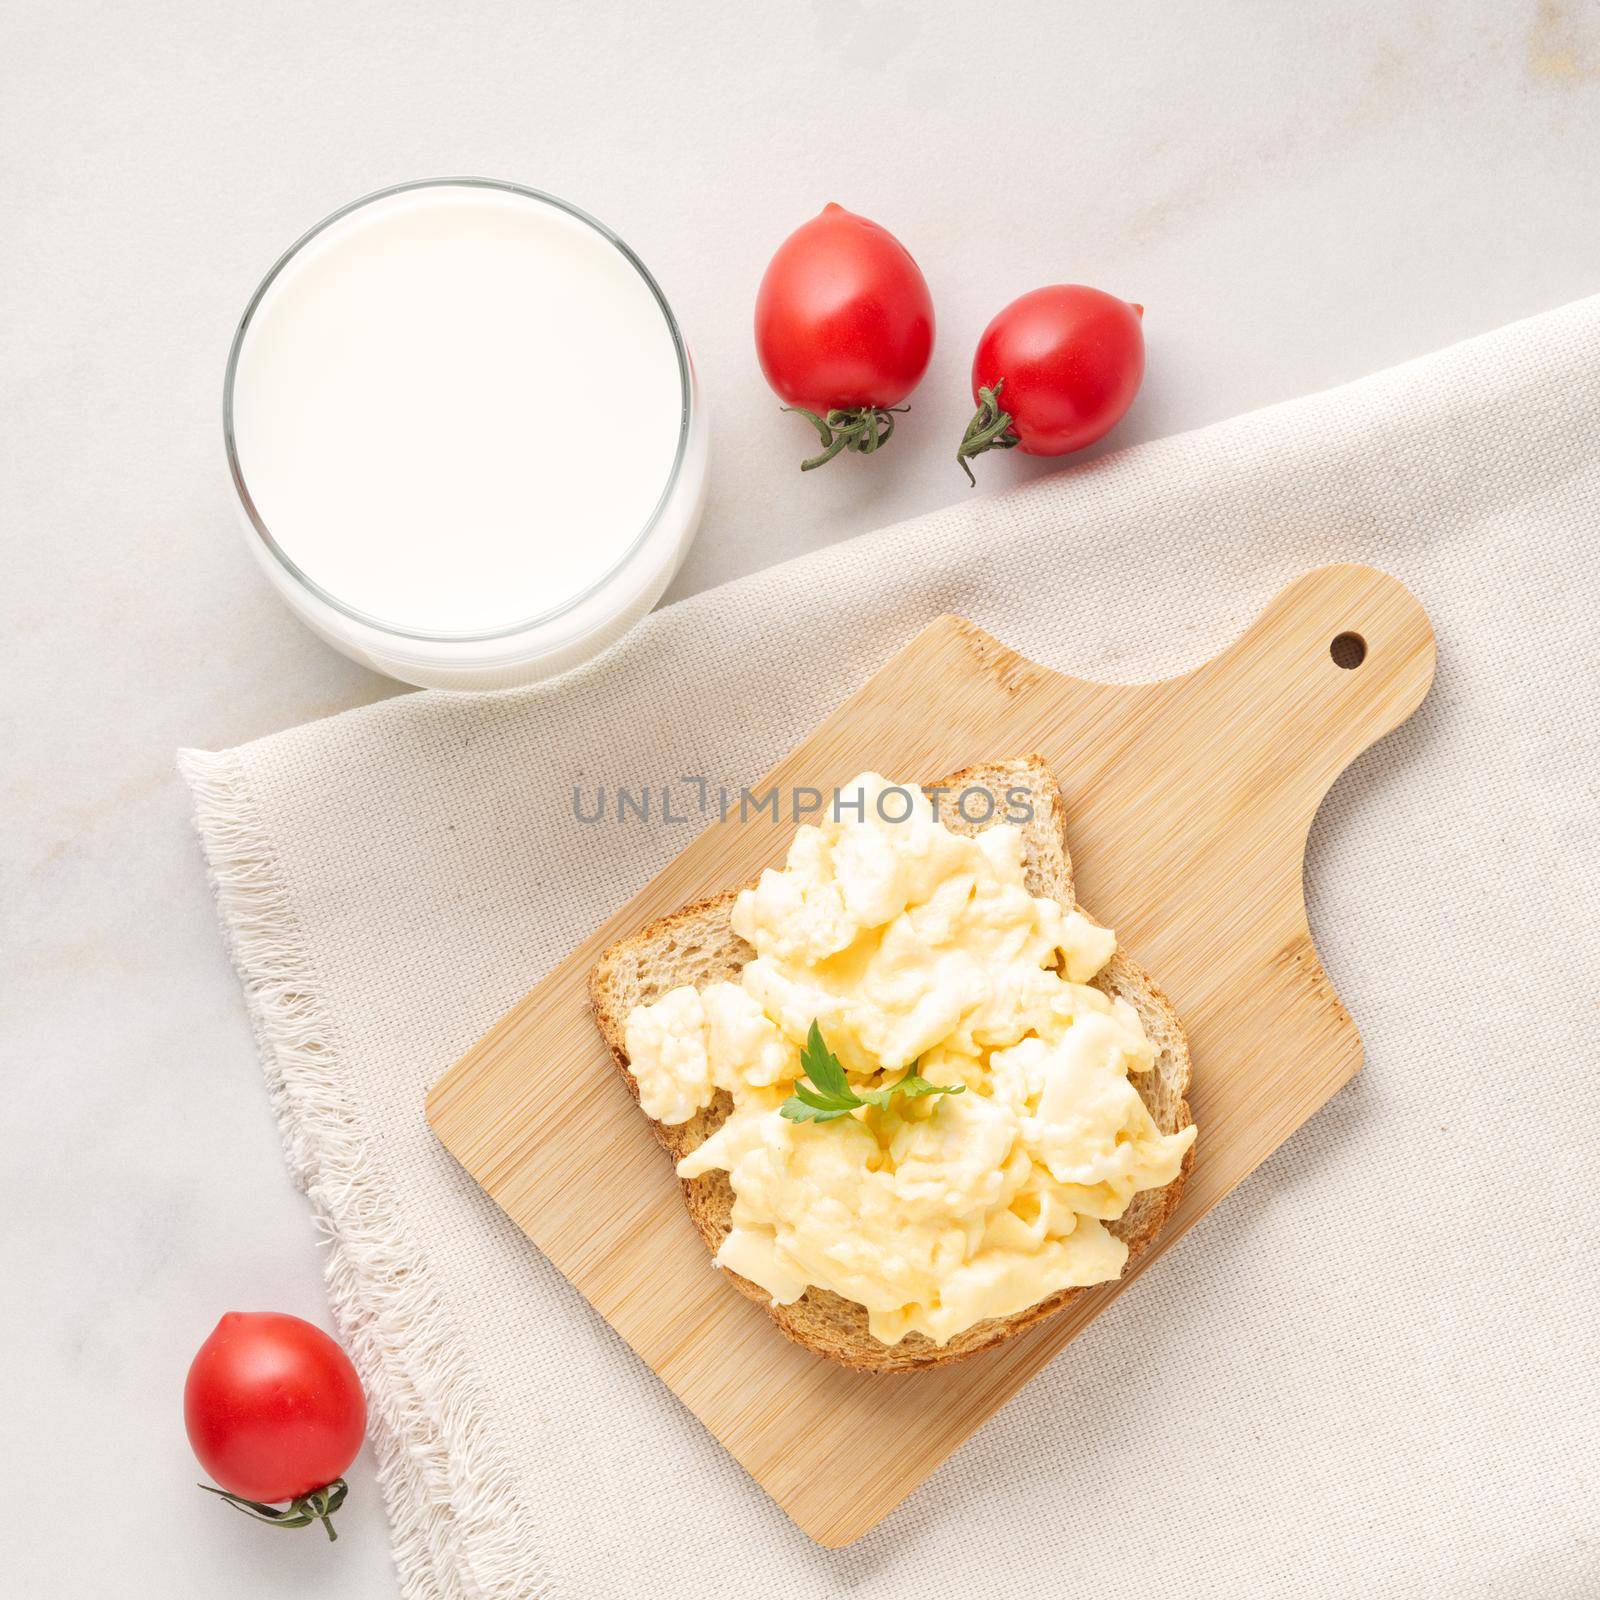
588;756;1193;1371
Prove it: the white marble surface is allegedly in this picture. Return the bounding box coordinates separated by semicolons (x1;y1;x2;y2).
4;2;1597;1594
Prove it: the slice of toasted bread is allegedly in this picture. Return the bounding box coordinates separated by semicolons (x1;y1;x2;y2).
589;756;1194;1372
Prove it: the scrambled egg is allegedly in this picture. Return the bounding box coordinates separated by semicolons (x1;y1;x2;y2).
623;773;1196;1346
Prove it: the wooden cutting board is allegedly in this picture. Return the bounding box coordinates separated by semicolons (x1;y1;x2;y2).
426;563;1434;1547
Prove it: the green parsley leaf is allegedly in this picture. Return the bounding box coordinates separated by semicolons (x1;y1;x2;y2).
778;1023;862;1122
799;1021;852;1099
889;1069;959;1102
778;1021;965;1124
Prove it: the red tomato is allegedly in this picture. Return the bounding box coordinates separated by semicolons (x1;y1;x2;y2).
185;1312;366;1507
958;286;1144;482
755;202;934;468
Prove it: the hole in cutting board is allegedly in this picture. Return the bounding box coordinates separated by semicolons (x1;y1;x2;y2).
1330;632;1366;670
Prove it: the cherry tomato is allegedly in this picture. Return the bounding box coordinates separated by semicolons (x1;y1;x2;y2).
185;1312;366;1537
957;286;1144;483
755;202;935;469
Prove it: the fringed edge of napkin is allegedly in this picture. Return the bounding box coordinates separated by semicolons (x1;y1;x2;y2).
179;747;552;1600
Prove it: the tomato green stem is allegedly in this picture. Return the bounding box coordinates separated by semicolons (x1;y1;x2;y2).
956;380;1020;485
198;1477;349;1541
783;404;909;471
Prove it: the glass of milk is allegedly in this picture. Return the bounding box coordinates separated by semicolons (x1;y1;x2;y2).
225;179;707;689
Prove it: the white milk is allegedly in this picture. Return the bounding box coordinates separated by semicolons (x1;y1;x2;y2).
227;181;705;686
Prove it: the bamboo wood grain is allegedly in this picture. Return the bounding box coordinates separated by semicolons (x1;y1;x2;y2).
426;563;1435;1546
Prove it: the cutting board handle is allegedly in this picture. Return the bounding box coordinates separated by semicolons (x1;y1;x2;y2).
1186;563;1436;834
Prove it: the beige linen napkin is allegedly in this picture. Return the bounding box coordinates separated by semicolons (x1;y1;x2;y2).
182;297;1600;1600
